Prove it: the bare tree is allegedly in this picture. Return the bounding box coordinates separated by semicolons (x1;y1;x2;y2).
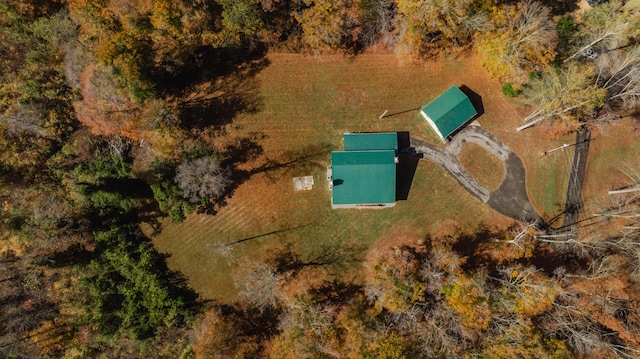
358;0;397;48
600;45;640;109
539;294;608;355
206;239;235;262
398;295;468;358
564;0;638;63
518;63;606;131
234;262;280;312
1;105;47;136
175;156;231;203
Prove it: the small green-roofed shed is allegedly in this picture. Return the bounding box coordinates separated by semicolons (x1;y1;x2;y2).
343;132;398;152
331;150;396;206
420;85;477;141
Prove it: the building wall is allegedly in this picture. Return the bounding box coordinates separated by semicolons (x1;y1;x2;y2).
420;111;444;141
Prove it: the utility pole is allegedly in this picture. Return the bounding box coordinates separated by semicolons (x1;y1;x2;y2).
542;143;570;157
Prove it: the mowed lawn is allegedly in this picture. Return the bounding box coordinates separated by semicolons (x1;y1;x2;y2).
150;53;571;301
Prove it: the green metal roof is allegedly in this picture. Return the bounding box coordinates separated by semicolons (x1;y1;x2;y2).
344;132;398;152
331;150;396;205
421;85;477;139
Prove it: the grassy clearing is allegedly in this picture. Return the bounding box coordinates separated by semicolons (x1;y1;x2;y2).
529;145;574;223
459;142;506;191
582;119;640;216
150;53;508;301
149;52;638;301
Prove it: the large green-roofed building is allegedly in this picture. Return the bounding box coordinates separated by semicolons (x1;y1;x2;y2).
420;85;477;142
329;133;398;208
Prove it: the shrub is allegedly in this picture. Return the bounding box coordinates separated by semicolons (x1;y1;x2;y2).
501;82;521;97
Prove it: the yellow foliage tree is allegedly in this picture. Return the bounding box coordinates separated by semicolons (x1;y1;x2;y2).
483;320;572;359
296;0;351;51
395;0;489;56
443;273;492;330
496;265;559;317
366;248;427;315
477;0;557;85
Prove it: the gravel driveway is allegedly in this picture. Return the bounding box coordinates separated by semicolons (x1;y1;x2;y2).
411;125;544;225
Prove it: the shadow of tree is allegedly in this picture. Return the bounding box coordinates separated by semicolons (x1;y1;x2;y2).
221;133;266;168
451;226;589;277
178;74;265;131
137;199;165;236
160;45;269;97
199;142;331;215
452;227;501;273
249;142;332;180
166;45;270;131
267;239;366;279
80;177;154;199
224;303;281;337
225;223;314;248
307;280;364;306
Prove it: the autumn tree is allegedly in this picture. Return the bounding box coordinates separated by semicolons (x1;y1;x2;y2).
96;31;157;101
219;0;265;46
296;0;353;52
270;295;343;358
73;64;182;151
492;265;559;317
0;5;77;139
394;0;489;56
365;246;427;315
0;252;60;358
477;0;557;85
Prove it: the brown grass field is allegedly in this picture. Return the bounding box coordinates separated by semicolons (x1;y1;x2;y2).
149;52;640;301
459;142;506;191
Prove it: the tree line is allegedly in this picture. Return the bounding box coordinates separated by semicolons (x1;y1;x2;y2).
195;223;640;358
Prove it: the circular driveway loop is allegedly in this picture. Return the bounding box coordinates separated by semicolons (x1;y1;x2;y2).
411;125;544;224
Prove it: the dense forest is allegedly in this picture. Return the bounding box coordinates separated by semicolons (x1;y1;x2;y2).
1;0;640;357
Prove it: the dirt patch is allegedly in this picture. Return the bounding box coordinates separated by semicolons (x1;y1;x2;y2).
460;142;506;191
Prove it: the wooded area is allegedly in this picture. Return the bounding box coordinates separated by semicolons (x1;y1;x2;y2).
1;0;639;357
